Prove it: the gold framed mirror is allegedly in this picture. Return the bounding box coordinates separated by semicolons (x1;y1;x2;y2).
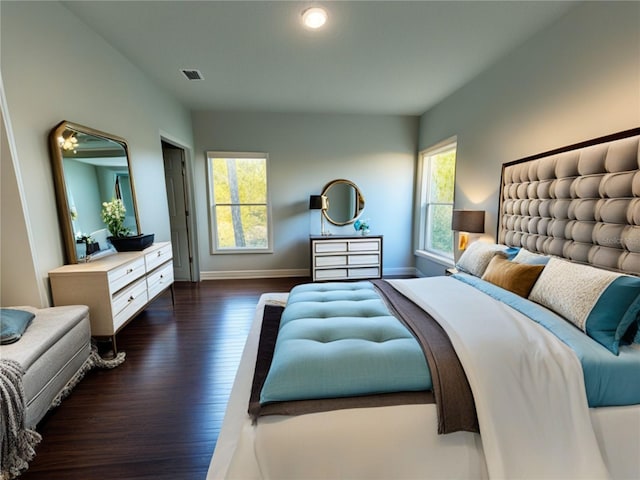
49;121;141;263
321;178;365;226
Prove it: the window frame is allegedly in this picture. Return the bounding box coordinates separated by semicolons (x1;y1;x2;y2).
206;151;273;254
415;137;457;264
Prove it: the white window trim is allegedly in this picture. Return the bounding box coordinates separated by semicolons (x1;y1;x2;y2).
206;151;273;254
414;249;455;268
415;136;457;261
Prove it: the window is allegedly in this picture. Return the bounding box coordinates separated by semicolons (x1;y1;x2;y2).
417;140;457;260
207;152;272;253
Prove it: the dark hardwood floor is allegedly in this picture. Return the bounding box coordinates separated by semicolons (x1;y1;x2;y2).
22;278;308;480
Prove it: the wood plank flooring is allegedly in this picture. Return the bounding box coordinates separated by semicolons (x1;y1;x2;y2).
21;278;308;480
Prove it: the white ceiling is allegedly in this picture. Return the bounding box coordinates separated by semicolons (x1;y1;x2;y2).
62;0;576;116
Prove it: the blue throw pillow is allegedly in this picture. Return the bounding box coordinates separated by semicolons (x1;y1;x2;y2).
587;277;640;353
1;308;35;345
512;248;551;265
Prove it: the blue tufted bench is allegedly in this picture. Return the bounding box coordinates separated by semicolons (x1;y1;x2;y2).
260;282;431;404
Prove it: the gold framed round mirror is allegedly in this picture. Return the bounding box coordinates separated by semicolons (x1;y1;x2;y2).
321;179;365;226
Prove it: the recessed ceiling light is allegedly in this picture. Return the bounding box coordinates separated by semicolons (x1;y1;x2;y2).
302;7;327;29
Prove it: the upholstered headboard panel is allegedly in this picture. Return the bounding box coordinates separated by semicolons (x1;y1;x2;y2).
499;128;640;276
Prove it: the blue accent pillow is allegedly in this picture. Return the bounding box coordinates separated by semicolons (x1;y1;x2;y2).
504;246;521;260
587;277;640;354
511;248;551;265
0;308;35;345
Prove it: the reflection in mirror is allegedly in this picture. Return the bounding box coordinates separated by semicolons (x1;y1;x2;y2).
321;179;365;226
49;121;140;263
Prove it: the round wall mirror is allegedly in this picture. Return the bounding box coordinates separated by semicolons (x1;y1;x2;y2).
321;179;365;226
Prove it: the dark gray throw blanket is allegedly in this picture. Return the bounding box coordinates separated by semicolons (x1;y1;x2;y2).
372;280;478;434
249;281;479;435
0;360;41;480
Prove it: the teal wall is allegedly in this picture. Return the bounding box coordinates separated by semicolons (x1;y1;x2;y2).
192;111;419;278
1;1;193;305
416;1;640;275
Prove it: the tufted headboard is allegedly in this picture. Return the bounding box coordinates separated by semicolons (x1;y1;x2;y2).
498;128;640;276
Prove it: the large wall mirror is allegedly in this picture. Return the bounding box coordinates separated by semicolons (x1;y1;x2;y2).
49;121;140;263
321;178;365;226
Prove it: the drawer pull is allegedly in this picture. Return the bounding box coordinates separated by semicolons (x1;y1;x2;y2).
126;268;133;274
157;251;162;257
160;274;164;279
128;295;135;302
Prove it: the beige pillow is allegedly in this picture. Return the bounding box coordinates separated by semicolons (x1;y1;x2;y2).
455;242;509;277
481;256;545;297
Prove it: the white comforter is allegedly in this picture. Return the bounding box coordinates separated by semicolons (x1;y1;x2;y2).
389;277;609;479
209;278;639;480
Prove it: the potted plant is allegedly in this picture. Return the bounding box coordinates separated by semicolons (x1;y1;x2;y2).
354;218;370;236
101;198;154;251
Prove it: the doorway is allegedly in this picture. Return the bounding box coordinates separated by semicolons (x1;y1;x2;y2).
161;140;198;282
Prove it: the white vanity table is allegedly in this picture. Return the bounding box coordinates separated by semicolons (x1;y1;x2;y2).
49;242;174;351
310;235;383;281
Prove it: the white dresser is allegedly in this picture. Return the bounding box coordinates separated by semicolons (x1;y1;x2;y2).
310;235;383;281
49;242;174;351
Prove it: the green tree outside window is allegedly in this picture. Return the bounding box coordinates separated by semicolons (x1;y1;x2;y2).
422;146;456;257
208;153;270;251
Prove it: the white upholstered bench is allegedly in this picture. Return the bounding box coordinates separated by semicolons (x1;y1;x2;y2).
1;305;91;428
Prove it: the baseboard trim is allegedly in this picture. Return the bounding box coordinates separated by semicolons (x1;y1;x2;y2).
383;267;417;277
200;267;417;280
200;269;310;280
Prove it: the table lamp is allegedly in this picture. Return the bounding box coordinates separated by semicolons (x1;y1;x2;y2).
451;209;485;250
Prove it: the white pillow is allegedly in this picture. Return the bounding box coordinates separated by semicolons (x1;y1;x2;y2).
528;257;640;354
455;242;509;277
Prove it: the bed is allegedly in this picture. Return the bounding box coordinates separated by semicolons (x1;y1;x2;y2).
208;128;640;480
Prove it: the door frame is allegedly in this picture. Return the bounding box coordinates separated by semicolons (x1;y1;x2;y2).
160;132;200;282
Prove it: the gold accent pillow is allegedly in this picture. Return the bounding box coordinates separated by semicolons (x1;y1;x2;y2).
481;256;545;298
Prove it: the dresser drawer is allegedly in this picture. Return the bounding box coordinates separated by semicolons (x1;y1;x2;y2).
348;267;380;278
315;268;348;280
48;242;174;345
112;278;148;331
147;261;174;299
316;255;348;267
314;241;348;253
348;254;379;265
348;240;380;252
108;257;146;294
146;243;173;272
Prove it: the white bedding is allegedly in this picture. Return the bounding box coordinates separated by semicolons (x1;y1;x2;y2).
390;277;608;479
208;280;640;480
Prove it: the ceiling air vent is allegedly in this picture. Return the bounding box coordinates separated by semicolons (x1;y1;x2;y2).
180;69;204;81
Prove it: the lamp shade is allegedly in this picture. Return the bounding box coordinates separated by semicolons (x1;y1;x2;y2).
451;210;485;233
309;195;323;210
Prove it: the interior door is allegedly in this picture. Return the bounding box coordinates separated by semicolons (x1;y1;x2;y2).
162;142;192;281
